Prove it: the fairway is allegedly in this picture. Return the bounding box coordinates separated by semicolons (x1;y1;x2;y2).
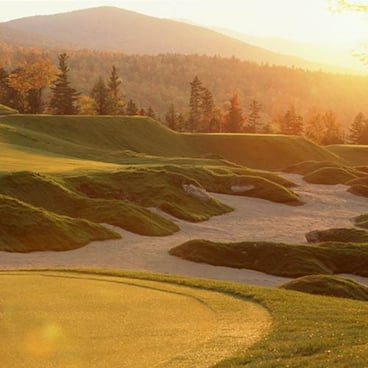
0;271;270;368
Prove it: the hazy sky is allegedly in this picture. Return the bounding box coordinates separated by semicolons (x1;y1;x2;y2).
0;0;367;46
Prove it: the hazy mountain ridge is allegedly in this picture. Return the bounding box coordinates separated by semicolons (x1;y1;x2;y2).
0;6;350;72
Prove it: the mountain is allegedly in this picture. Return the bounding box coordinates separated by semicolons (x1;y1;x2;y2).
214;27;367;75
1;6;343;71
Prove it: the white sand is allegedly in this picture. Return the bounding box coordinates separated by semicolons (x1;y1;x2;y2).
1;173;368;287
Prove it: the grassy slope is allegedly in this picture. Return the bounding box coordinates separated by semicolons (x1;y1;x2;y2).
327;144;368;166
280;275;368;301
0;115;340;170
28;269;368;368
0;103;18;115
0;195;119;252
0;172;179;236
170;239;368;277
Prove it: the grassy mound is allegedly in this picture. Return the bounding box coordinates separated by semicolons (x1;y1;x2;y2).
0;115;341;170
0;104;18;115
327;144;368;166
303;166;358;185
283;160;342;175
65;167;233;222
280;275;368;301
0;171;179;236
306;228;368;243
66;166;300;211
349;184;368;198
356;214;368;229
0;195;119;252
170;239;368;277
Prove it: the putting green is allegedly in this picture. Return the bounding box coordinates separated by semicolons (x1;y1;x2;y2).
0;271;270;368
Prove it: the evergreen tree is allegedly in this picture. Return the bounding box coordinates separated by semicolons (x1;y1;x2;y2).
91;77;110;115
200;87;215;132
50;53;80;115
126;99;138;115
350;112;368;144
147;106;156;119
188;76;202;131
107;65;123;114
280;106;303;135
247;100;262;133
224;94;244;133
165;104;178;130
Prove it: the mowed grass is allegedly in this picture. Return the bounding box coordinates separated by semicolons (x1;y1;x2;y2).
327;144;368;166
0;271;270;368
4;269;368;368
0;115;341;170
0;141;123;174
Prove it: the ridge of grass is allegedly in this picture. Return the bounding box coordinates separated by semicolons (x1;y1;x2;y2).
356;214;368;229
280;275;368;301
0;171;179;236
169;239;368;277
0;195;120;252
0;115;341;170
306;228;368;243
327;144;368;166
0;104;18;115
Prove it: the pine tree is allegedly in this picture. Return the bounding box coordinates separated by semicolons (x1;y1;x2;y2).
200;87;215;132
126;99;138;115
247;100;262;133
280;106;303;135
107;65;123;114
50;53;80;115
91;77;110;115
350;112;367;144
147;106;156;119
165;104;178;130
188;76;202;131
224;94;244;133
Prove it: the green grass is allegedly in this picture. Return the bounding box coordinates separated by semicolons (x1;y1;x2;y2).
170;239;368;277
356;214;368;229
6;268;368;368
303;166;359;185
280;275;368;301
0;270;270;368
305;228;368;243
0;195;119;252
0;171;179;237
0;103;18;115
327;144;368;166
0;115;341;170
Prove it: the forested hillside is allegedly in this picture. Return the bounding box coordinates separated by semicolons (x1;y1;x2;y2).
1;45;368;131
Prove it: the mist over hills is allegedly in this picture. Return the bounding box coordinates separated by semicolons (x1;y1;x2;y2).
1;6;347;72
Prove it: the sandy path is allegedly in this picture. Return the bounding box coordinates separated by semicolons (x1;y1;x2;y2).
1;173;367;286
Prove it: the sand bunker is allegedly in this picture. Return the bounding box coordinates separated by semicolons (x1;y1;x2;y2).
0;173;367;287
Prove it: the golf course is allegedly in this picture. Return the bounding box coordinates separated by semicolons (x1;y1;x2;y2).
1;114;368;367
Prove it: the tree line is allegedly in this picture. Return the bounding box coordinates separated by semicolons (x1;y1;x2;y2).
0;52;367;145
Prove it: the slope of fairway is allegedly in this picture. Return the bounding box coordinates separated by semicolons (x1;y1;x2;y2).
0;141;123;174
0;271;270;368
0;115;340;170
0;195;119;252
327;144;368;166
